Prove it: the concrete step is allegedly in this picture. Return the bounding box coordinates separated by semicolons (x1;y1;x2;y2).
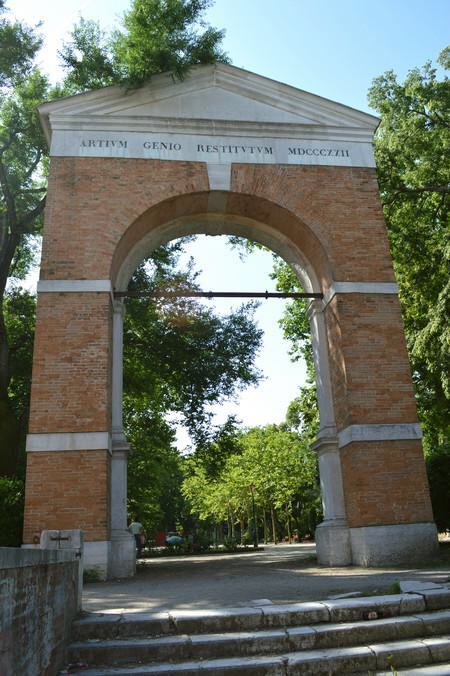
72;590;450;641
65;594;450;675
65;636;450;674
377;666;450;675
67;612;450;666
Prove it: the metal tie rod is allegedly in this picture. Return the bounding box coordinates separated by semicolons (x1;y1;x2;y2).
114;290;323;299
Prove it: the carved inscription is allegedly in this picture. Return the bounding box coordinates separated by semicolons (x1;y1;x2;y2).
196;143;273;155
70;134;369;165
288;146;350;157
80;139;128;148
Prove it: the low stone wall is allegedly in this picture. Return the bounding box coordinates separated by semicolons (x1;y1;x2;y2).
0;547;80;676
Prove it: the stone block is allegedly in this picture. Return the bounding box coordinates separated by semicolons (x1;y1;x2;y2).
399;580;447;593
118;611;173;637
190;632;241;659
169;607;263;634
237;629;289;656
72;613;123;640
421;637;450;662
369;639;431;669
261;602;329;627
312;615;423;649
415;609;450;636
286;646;376;673
323;594;403;622
286;626;317;650
422;588;450;610
315;523;352;566
349;522;439;566
68;636;192;666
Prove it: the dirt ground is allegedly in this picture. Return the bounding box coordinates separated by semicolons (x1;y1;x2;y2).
82;543;450;613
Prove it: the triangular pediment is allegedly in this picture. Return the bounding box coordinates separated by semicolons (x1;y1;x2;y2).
39;64;378;143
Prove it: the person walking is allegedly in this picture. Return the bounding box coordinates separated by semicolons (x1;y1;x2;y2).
128;518;145;558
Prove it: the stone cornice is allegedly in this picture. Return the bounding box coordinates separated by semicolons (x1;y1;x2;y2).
47;114;375;144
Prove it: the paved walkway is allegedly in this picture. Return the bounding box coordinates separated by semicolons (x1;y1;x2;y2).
83;543;450;613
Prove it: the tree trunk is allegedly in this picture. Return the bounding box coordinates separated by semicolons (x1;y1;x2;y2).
286;504;292;544
271;507;277;544
263;510;268;544
0;229;22;476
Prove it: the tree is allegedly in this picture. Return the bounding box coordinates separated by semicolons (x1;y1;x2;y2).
182;424;319;545
123;245;263;535
60;0;228;92
0;5;49;475
0;0;228;478
124;252;263;445
368;49;450;456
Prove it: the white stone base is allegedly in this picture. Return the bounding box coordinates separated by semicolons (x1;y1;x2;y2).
109;530;136;578
84;540;111;580
350;522;439;567
315;521;352;566
83;537;136;580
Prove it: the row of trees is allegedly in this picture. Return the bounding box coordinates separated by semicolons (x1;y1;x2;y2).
182;424;320;546
0;0;448;543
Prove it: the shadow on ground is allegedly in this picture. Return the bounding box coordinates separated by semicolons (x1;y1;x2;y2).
82;543;450;613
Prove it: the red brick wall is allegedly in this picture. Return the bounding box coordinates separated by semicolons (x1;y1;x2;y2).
23;451;109;543
340;440;434;528
29;293;111;433
24;156;433;542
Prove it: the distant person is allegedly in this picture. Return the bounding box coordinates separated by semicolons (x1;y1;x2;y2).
128;518;145;558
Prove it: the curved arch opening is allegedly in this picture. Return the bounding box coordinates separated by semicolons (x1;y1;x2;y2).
110;194;349;574
111;191;332;295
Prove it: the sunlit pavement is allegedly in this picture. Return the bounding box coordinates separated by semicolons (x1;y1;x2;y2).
82;543;450;614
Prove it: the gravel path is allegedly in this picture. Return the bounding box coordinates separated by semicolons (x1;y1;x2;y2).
82;543;450;613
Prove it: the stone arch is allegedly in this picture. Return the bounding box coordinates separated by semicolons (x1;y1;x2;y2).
111;190;330;293
108;193;346;576
24;64;438;578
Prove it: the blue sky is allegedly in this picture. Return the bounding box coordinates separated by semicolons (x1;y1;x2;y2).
8;0;449;112
7;0;449;448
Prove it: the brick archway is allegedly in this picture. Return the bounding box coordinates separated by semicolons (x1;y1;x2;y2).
23;65;438;577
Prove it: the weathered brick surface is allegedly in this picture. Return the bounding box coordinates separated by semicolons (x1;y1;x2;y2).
341;440;434;527
41;158;209;280
29;292;111;433
325;293;418;430
23;451;109;543
24;156;433;542
230;164;396;283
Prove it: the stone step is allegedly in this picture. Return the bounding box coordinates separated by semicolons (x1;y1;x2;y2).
377;666;450;675
67;611;450;666
72;590;450;641
65;636;450;675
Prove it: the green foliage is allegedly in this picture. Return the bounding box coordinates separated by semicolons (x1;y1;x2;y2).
368;50;450;455
194;415;243;479
60;0;228;91
0;3;42;89
4;289;35;421
426;444;450;532
124;258;262;445
0;475;24;545
182;424;321;540
0;9;50;475
83;568;102;583
124;247;263;534
0;289;36;477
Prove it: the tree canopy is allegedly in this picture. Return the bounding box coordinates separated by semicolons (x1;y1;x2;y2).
60;0;228;91
123;243;263;532
368;49;449;456
0;0;229;481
